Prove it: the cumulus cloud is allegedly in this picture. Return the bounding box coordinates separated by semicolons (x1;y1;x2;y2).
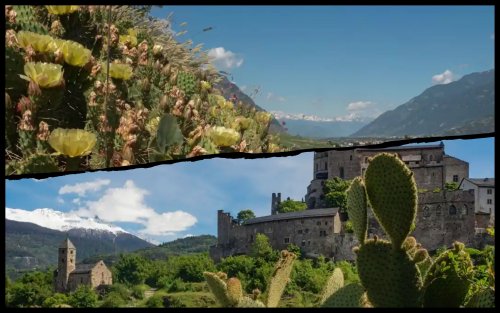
74;180;197;236
347;101;374;111
57;197;65;204
72;198;81;205
59;179;111;197
207;47;244;70
432;69;455;85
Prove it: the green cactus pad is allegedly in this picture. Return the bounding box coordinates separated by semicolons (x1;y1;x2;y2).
226;277;243;306
177;71;198;98
319;267;345;305
423;244;474;308
19;154;60;174
356;239;422;307
402;236;417;252
346;177;368;244
203;271;231;307
364;153;418;249
465;287;495;308
321;283;366;308
237;296;266;308
266;250;296;308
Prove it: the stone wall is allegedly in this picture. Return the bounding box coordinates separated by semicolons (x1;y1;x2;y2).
444;155;469;184
90;261;112;288
68;273;91;292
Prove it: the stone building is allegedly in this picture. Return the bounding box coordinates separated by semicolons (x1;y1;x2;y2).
459;177;495;227
54;238;112;293
209;142;489;262
306;142;469;209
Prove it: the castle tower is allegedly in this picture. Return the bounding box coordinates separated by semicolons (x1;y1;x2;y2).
271;192;281;215
55;236;76;292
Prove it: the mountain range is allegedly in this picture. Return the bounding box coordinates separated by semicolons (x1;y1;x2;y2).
5;208;155;271
353;69;494;137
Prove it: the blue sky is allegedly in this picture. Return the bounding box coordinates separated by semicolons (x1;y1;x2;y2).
5;137;494;244
150;5;494;120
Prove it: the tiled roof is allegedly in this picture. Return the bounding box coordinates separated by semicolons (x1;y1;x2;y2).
243;208;338;225
465;178;495;187
71;263;96;274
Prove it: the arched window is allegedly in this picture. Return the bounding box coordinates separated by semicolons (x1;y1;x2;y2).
449;205;457;215
423;206;431;217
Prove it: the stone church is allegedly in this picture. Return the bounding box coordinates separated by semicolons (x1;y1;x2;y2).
210;143;493;262
54;238;112;293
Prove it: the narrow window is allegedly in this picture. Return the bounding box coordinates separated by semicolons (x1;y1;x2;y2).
339;167;344;179
298;229;303;234
324;221;328;225
429;155;433;161
316;221;321;226
449;205;457;215
487;189;492;195
301;240;306;246
325;162;328;170
423;206;430;217
284;237;290;244
453;175;459;182
70;250;73;254
350;155;353;161
305;228;309;233
436;205;441;216
308;240;311;245
70;259;73;263
487;199;492;204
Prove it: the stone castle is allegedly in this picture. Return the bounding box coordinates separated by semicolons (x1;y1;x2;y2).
210;143;494;262
54;238;112;293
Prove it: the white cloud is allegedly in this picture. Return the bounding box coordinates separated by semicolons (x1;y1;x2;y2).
57;197;65;204
184;234;194;238
347;101;374;111
74;180;197;236
72;198;81;205
59;179;111;197
266;92;286;103
432;69;455;85
207;47;244;70
32;178;47;183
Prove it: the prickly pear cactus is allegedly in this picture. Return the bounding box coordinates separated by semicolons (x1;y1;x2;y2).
465;287;495;308
364;153;418;249
177;71;198;98
319;267;344;305
321;283;367;308
11;6;49;34
266;250;297;308
203;271;232;307
346;177;368;244
422;242;474;307
356;238;422;307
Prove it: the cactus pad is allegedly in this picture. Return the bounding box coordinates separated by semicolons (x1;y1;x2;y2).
465;287;495;308
203;272;231;307
226;277;243;306
266;250;296;307
177;71;198;98
321;283;366;308
356;239;422;307
237;296;266;308
422;243;474;307
319;267;345;305
346;177;368;244
364;153;418;249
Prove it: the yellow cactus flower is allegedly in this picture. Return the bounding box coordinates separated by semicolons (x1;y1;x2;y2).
255;112;272;125
21;62;64;88
209;106;218;118
208;126;241;147
267;143;281;153
59;40;91;67
48;128;96;157
119;28;138;47
200;80;211;91
45;6;79;15
108;63;133;80
17;31;56;53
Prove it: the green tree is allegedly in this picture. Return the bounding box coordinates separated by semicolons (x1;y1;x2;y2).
323;177;351;212
113;254;150;285
286;243;302;258
100;291;127;308
250;233;274;260
42;293;69;308
68;285;98;308
278;199;307;213
237;209;256;222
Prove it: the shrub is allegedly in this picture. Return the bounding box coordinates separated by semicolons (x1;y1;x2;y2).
68;285;98;308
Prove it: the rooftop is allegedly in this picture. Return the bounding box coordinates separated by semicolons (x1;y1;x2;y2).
59;237;75;249
357;143;444;152
243;208;338;225
71;263;96;274
463;178;495;187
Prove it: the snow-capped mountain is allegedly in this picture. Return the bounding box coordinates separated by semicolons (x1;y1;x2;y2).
270;110;372;123
6;207;127;235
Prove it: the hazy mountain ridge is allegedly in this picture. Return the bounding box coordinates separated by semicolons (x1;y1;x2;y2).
353;69;494;137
